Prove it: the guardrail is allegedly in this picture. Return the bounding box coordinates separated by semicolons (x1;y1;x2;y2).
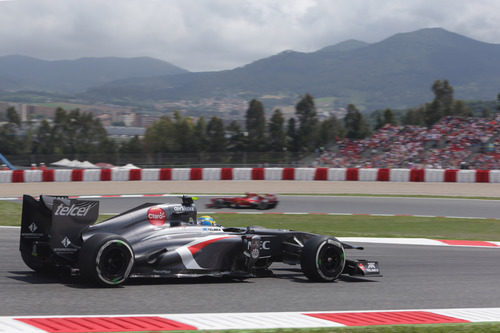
1;167;499;183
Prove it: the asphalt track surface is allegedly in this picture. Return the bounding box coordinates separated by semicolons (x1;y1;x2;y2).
7;194;500;218
2;190;499;317
93;195;500;219
2;226;500;316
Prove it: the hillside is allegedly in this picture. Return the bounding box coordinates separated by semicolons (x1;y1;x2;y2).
0;55;188;93
84;28;500;111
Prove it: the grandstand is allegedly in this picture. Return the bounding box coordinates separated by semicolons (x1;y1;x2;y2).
316;116;500;170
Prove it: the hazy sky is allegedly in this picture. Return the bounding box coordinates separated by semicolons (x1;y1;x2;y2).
1;0;499;71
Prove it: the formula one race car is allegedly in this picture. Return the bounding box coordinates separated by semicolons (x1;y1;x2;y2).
206;193;278;210
20;195;380;287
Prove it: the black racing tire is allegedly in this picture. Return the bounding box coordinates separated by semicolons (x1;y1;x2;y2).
300;236;345;282
79;233;134;287
257;201;269;210
214;199;225;209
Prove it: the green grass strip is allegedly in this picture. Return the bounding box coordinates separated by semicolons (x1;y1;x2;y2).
211;213;500;241
3;201;500;241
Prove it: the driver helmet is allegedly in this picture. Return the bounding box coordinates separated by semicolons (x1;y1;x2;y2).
198;215;216;226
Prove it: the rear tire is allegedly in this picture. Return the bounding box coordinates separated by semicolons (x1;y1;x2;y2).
257;201;268;210
79;234;134;287
300;236;345;282
214;199;225;208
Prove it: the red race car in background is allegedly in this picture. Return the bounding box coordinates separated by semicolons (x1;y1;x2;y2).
206;193;278;210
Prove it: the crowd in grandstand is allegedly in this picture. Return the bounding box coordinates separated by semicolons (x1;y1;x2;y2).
315;115;500;170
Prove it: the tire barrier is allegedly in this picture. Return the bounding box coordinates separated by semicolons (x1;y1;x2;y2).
0;167;499;183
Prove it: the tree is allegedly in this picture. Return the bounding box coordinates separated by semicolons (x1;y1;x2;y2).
286;117;299;152
34;119;54;154
191;117;207;153
402;107;425;126
44;108;110;154
318;115;344;146
482;108;491;119
51;108;67;153
497;92;500;113
425;79;455;126
451;100;472;117
0;107;22;154
268;109;286;152
226;120;246;152
424;100;442;127
383;108;397;126
206;116;226;152
245;99;266;151
295;94;318;151
374;108;397;130
173;110;194;152
119;135;144;154
344;104;371;139
432;79;453;116
6;107;21;127
375;112;384;130
98;137;118;154
144;116;176;153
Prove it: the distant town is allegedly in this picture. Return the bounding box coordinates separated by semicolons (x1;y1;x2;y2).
0;97;347;140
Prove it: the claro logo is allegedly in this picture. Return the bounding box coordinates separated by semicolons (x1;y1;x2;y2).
54;203;94;217
147;206;167;226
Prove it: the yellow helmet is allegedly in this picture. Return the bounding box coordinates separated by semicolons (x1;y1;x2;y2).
198;215;216;226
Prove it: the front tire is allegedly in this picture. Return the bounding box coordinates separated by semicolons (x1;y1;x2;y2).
79;234;134;287
300;236;345;282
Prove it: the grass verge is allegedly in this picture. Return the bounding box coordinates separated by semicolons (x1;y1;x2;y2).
2;201;500;240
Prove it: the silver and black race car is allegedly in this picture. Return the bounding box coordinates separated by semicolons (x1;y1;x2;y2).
20;195;381;287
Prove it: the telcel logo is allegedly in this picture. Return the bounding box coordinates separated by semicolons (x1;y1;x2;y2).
54;203;93;217
147;207;167;226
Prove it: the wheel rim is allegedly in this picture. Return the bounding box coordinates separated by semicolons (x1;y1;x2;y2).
96;240;133;285
317;243;344;279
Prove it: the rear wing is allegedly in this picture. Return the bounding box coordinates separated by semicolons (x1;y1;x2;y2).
20;195;99;259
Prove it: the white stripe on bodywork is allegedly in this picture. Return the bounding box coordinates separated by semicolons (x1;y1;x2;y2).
175;235;235;269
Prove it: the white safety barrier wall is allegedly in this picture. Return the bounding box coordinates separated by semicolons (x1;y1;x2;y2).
24;170;42;182
457;170;476;183
202;168;222;180
424;169;445;182
0;170;12;183
295;168;316;181
141;168;160;181
390;169;410;182
171;168;191;181
111;169;130;181
491;170;500;183
83;169;102;182
2;167;500;183
233;168;252;180
264;168;283;180
328;168;346;181
54;169;72;182
359;168;378;181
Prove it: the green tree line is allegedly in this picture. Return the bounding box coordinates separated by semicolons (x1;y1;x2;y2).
1;80;499;156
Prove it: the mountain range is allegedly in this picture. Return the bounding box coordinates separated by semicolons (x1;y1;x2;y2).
1;28;500;112
0;56;187;93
